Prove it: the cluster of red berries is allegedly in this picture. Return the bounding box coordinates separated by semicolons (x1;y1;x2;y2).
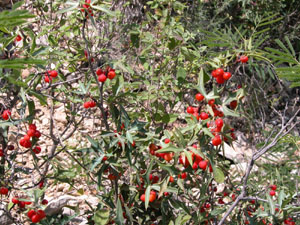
96;66;116;83
178;147;213;173
2;109;11;120
148;143;174;161
83;100;96;108
80;0;93;17
44;70;58;83
284;218;295;225
11;196;32;208
19;124;42;153
269;184;277;196
0;187;8;195
27;209;46;223
140;190;156;203
211;68;232;84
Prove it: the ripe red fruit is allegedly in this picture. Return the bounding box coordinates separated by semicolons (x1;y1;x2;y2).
215;68;224;77
18;201;25;208
149;191;156;202
107;71;116;80
270;184;277;191
2;109;11;120
41;199;48;205
7;145;14;150
98;74;107;82
152;176;159;183
169;176;174;183
164;192;169;196
31;214;41;223
39;180;44;189
204;203;211;209
216;75;225;84
96;68;103;75
44;75;52;83
27;209;36;218
179;172;187;179
23;140;32;148
230;100;237;109
24;201;32;205
47;70;58;78
29;124;37;130
15;35;22;42
12;197;19;204
83;4;90;9
0;149;3;157
240;55;249;63
27;129;35;137
269;190;276;196
192;162;198;170
164;152;174;162
195;93;204;101
33;146;41;154
223;72;231;80
218;198;224;204
208;99;215;105
199;112;209;120
0;187;9;195
164;138;170;144
19;138;26;147
102;156;108;161
186;106;194;114
212;135;222;146
211;70;218;78
140;194;146;202
83;102;91;108
34;130;41;138
199;160;208;171
215;118;224;128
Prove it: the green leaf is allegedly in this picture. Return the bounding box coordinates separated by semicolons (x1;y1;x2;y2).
57;1;79;14
145;185;151;209
28;91;47;106
222;105;240;117
213;167;225;183
267;193;275;215
115;198;124;225
278;189;285;208
91;4;116;17
176;67;186;79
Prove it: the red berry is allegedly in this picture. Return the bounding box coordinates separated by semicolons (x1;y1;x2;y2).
180;172;187;179
192;162;198;170
140;194;146;202
27;209;36;218
33;146;41;154
19;138;26;147
199;160;208;171
212;135;222;146
223;72;231;80
44;75;52;83
34;130;41;138
12;197;19;204
29;124;37;130
15;35;22;42
216;75;225;84
48;70;58;78
89;101;96;107
0;149;3;157
85;0;91;4
27;129;35;137
215;118;223;128
195;93;204;101
199;112;209;120
23;140;32;148
208;99;215;105
107;71;116;80
83;102;90;108
230;100;237;109
169;176;174;183
2;109;11;120
164;138;170;144
218;198;224;204
31;214;41;223
186;106;194;114
215;68;224;77
41;199;48;205
102;156;108;161
240;55;249;63
269;190;276;196
270;185;277;191
0;187;9;195
83;4;90;9
39;181;44;189
96;68;103;75
211;70;218;78
98;74;107;82
164;192;169;196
